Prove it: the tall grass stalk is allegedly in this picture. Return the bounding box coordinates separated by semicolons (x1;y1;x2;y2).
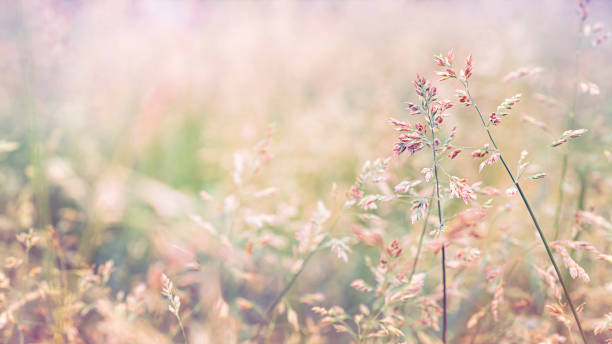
427;107;447;343
459;80;588;344
408;188;434;282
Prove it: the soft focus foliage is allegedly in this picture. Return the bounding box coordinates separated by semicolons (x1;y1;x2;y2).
0;0;611;343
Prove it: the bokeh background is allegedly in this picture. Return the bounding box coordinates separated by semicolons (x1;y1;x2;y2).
0;0;611;343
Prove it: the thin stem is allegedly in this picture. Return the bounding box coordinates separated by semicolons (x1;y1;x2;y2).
408;187;435;281
252;240;326;341
264;245;320;317
176;315;187;344
364;191;433;340
264;311;278;344
427;106;447;343
441;245;447;343
462;83;588;344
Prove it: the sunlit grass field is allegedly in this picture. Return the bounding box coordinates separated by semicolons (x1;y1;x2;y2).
0;0;611;343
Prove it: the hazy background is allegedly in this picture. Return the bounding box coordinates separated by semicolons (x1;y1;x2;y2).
1;0;611;343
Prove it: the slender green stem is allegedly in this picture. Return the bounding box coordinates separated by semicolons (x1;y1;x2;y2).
441;245;447;342
408;188;434;281
255;205;347;339
264;311;279;344
462;83;588;343
252;240;325;341
264;244;320;317
427;104;447;344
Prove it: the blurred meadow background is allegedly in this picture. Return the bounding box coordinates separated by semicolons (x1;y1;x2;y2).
1;0;612;343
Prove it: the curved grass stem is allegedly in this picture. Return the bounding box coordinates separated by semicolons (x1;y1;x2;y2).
462;83;588;344
252;240;326;341
264;243;321;317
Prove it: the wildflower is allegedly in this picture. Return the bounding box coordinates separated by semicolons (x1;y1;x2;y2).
449;176;476;204
456;90;471;106
491;281;504;322
299;293;325;305
388;117;412;131
403;102;420;116
547;303;571;326
389;70;468;343
351;279;372;293
455;248;481;267
393;135;424;156
358;158;391;184
505;187;518;197
16;229;40;250
502;67;542;83
479;152;500;173
516;149;530;179
471;145;491;158
520;113;549;131
410;198;429;223
358;194;381;210
404;273;425;296
529;172;547;180
436;68;456;82
551;129;588;147
551;243;590;282
333;324;348;333
352;226;383;247
5;257;23;269
161;273;188;342
431;100;453;125
495;94;521;117
534;93;560;107
579;81;600;95
161;273;181;316
593;32;610;46
328;238;351;262
576;210;612;231
448;149;461;159
394;179;421;194
421;167;432;182
489;112;501;126
485;265;501;283
433;49;454;67
385;240;402;258
349;183;364;200
467;308;487;329
594;313;612;335
462;54;473;81
297;201;329;253
535;265;562;303
236;298;254;311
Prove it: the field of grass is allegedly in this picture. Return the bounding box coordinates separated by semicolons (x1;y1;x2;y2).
0;0;611;343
